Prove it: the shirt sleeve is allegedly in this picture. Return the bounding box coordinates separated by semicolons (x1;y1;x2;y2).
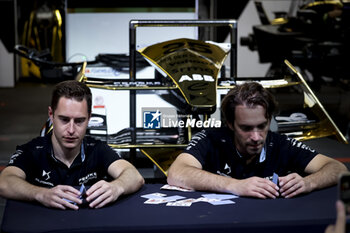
7;144;35;175
279;135;319;174
184;130;211;166
96;142;121;171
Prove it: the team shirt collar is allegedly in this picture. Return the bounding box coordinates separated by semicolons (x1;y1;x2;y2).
49;138;86;163
235;145;266;163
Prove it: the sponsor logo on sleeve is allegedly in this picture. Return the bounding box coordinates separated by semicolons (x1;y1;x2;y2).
8;150;23;164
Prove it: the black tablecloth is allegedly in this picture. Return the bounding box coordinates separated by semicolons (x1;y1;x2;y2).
1;184;337;233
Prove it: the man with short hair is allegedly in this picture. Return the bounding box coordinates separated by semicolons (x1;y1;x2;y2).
167;82;347;198
0;80;144;209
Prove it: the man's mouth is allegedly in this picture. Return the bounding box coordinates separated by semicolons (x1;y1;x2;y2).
64;137;77;143
248;143;262;150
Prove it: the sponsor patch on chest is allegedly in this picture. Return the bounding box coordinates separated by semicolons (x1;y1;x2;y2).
79;172;98;184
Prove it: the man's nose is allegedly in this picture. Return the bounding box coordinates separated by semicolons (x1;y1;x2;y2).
250;130;262;141
67;120;75;134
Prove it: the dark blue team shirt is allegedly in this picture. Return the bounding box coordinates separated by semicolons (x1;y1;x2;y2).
185;128;318;179
7;133;121;187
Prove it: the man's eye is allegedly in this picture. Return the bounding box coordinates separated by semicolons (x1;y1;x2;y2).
241;126;253;132
75;119;85;124
60;118;69;123
258;124;267;130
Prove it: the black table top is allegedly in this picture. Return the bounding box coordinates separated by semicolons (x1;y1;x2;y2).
1;183;337;233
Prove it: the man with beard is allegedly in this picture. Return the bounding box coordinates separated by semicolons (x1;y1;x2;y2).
167;82;347;199
0;80;144;209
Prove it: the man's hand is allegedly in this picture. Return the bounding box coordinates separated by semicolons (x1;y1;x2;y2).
36;185;82;210
86;180;122;209
233;177;279;199
325;201;346;233
279;173;311;198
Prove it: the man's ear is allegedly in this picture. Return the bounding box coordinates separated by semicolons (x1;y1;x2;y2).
227;122;234;131
48;106;54;121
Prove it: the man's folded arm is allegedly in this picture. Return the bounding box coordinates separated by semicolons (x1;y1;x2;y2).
167;153;279;199
304;154;348;191
107;159;145;197
168;153;243;193
0;166;82;209
0;166;42;201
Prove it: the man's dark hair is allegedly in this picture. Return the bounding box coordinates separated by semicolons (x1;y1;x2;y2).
51;80;92;115
221;82;278;127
